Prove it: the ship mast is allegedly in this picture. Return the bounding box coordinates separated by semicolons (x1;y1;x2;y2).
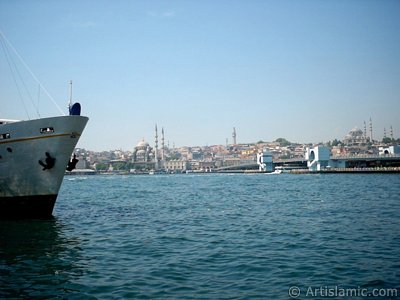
68;80;73;111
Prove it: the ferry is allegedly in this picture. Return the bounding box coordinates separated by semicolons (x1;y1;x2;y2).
0;31;89;217
0;105;88;218
267;168;283;175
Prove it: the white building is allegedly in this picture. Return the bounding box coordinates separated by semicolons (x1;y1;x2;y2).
164;159;189;172
305;146;331;171
379;145;400;156
257;149;273;172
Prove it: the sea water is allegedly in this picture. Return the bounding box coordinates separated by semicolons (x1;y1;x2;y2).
1;174;399;299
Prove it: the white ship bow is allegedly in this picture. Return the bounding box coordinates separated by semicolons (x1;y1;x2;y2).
0;115;88;217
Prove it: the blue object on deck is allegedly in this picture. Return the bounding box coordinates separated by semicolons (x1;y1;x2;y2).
69;102;81;116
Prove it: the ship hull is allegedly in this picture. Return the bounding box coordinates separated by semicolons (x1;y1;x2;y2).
0;194;57;218
0;115;88;218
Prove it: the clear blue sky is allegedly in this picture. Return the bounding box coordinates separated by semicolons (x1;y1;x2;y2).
1;0;399;151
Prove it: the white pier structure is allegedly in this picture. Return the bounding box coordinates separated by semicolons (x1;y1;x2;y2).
305;146;331;171
379;145;400;156
257;149;273;172
305;145;400;171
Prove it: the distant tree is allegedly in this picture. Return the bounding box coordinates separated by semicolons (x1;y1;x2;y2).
95;163;108;171
275;138;291;147
382;137;393;144
113;162;127;170
257;140;264;144
331;139;341;147
167;153;181;161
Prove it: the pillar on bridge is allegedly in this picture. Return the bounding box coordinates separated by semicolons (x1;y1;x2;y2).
379;145;400;156
305;146;330;171
257;149;273;172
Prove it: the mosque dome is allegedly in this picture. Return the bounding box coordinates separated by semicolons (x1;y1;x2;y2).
344;127;367;146
347;127;364;137
133;138;154;164
136;139;149;149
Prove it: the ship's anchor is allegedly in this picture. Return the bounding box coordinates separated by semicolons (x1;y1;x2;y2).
39;152;56;170
66;154;79;171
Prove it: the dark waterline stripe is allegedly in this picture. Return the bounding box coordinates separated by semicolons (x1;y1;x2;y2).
0;194;58;219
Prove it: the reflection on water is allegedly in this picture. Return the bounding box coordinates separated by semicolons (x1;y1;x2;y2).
0;218;89;298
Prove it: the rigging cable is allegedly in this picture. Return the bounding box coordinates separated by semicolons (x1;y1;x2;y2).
37;84;41;118
0;34;42;118
0;35;30;119
0;29;65;116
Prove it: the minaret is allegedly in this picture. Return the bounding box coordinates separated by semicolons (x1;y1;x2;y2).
232;127;237;145
369;117;373;142
384;127;387;139
154;124;159;170
390;126;394;140
161;127;165;161
363;121;367;140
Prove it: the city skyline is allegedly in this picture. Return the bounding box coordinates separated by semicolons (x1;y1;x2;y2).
1;1;399;151
85;121;398;152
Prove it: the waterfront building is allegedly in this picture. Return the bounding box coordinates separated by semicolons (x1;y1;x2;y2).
164;159;189;172
198;159;215;172
223;157;242;167
131;139;156;170
130;125;169;171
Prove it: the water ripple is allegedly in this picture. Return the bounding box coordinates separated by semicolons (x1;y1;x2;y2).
1;174;399;299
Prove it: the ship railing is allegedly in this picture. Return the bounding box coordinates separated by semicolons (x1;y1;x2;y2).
0;119;20;125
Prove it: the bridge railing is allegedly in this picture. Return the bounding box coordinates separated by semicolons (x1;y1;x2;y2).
330;154;400;160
